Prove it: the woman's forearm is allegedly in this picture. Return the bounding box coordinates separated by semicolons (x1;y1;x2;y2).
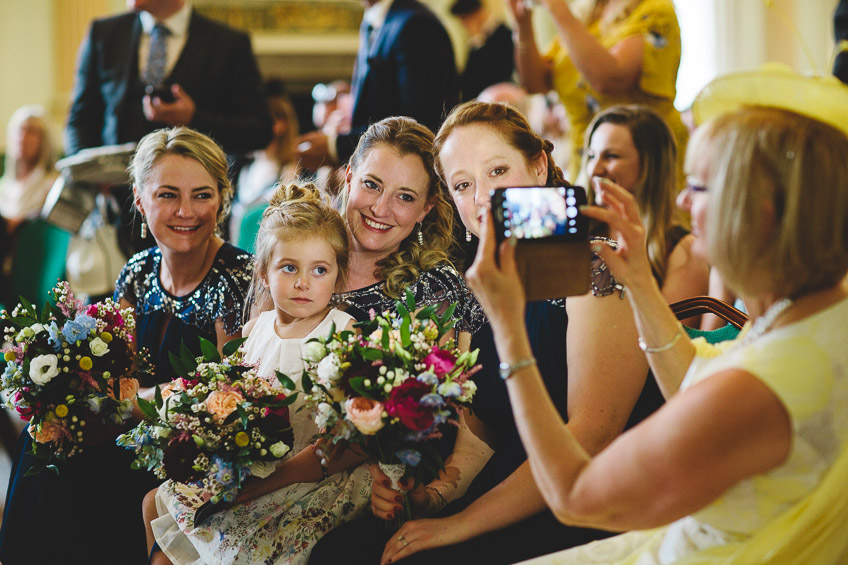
445;461;549;539
624;276;696;398
514;24;552;93
542;0;642;94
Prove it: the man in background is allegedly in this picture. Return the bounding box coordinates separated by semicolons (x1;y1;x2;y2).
295;0;458;168
65;0;271;157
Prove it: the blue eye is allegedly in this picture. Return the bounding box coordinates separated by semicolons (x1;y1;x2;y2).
364;180;379;190
686;184;708;193
281;264;296;273
313;266;328;275
399;193;415;202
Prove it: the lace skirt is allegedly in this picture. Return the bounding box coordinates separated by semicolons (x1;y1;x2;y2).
152;464;372;565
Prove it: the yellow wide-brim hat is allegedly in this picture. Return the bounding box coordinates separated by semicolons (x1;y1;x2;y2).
692;64;848;137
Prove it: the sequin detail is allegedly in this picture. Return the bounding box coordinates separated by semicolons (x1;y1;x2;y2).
338;264;486;335
590;236;626;298
113;243;254;336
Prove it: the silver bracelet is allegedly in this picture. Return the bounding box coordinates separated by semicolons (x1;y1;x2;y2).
638;323;684;353
499;357;537;380
425;485;447;509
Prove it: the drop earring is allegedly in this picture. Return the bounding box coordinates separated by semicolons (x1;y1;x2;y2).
417;222;424;246
140;218;147;239
465;229;472;243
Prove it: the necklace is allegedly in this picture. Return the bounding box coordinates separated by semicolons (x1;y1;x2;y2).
737;297;793;347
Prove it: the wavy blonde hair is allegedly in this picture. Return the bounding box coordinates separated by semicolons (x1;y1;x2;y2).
583;105;679;284
341;116;456;298
247;183;350;313
692;106;848;298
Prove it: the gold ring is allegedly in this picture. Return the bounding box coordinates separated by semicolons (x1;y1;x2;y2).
398;535;409;547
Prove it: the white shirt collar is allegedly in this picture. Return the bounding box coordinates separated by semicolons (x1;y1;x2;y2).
363;0;394;31
139;0;192;38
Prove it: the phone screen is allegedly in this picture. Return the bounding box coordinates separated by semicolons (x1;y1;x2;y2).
491;186;588;244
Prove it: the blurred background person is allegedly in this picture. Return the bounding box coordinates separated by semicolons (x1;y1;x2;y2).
0;105;59;310
581;105;708;307
510;0;687;180
229;79;302;246
295;0;458;170
310;80;353;199
451;0;515;101
834;0;848;84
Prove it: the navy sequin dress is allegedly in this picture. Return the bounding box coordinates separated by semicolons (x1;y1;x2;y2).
0;243;252;565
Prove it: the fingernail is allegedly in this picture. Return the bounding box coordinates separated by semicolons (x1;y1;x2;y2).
395;505;403;513
395;495;403;503
387;513;394;520
508;235;517;247
383;480;390;487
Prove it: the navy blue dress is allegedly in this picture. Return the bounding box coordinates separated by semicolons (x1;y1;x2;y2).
0;243;252;565
309;267;664;565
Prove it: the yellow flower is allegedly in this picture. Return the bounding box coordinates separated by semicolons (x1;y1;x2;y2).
234;431;250;447
79;356;93;371
3;351;15;362
100;332;113;343
54;404;69;418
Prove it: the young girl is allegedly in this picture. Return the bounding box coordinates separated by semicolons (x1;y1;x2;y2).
145;183;372;565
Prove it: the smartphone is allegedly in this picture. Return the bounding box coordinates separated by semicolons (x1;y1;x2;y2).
489;186;591;300
144;84;175;103
490;186;588;245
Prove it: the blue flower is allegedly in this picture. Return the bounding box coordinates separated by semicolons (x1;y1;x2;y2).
437;381;462;398
419;393;444;407
62;320;88;343
416;371;438;386
74;314;97;332
47;321;62;350
395;449;422;467
433;409;450;425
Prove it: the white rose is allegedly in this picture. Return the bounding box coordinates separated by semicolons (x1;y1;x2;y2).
89;337;110;357
249;460;278;478
29;354;60;385
303;341;328;363
316;354;341;387
158;397;177;423
269;441;291;458
31;323;46;335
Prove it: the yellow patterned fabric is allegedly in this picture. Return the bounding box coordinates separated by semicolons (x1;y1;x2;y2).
518;296;848;565
545;0;687;179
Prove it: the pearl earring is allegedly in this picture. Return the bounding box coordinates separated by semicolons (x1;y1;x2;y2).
417;222;424;246
465;229;472;243
140;219;147;239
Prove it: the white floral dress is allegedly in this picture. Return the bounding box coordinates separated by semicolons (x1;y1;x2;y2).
152;309;373;565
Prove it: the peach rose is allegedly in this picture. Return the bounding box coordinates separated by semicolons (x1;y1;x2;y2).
28;420;65;444
206;389;244;421
119;378;140;401
345;397;384;435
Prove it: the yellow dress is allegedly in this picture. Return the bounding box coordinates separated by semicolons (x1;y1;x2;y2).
518;295;848;565
545;0;687;179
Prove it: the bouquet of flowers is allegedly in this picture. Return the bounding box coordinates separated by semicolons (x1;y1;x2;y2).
299;291;480;523
0;281;145;473
117;338;296;506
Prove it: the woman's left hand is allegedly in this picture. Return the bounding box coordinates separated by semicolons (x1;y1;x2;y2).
464;209;526;332
381;515;469;564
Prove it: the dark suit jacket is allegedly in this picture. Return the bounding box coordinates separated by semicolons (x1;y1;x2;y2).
835;0;848;84
65;10;271;156
461;23;515;102
337;0;458;163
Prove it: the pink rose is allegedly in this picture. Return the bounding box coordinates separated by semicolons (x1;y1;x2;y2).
206;389;244;421
422;347;457;379
345;397;385;435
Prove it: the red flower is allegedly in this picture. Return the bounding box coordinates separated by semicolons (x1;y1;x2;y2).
422;348;456;380
385;379;434;431
162;434;203;483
